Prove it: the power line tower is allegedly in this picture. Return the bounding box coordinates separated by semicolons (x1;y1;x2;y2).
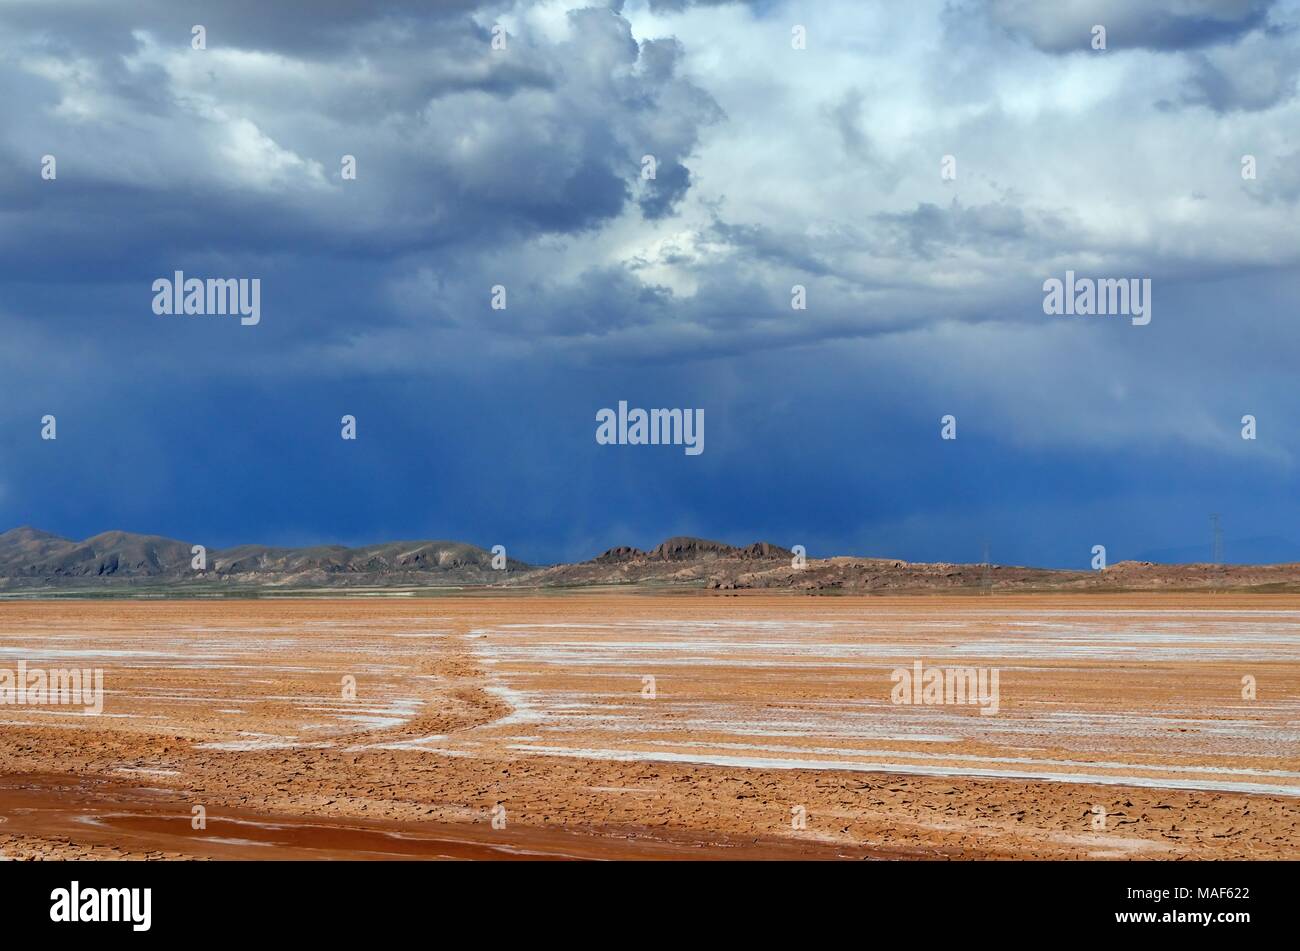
981;541;991;595
1210;514;1224;566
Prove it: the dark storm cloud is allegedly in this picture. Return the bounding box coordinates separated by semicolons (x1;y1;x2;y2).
707;220;835;277
873;200;1035;260
988;0;1277;52
619;0;782;12
0;3;718;240
0;1;722;343
0;0;489;58
1178;26;1300;111
2;0;1300;568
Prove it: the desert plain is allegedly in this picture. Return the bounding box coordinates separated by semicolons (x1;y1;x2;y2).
0;592;1295;860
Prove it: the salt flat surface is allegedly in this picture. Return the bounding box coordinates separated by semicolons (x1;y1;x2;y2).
1;598;1296;800
465;603;1300;795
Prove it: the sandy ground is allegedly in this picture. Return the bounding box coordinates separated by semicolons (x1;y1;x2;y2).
0;594;1295;860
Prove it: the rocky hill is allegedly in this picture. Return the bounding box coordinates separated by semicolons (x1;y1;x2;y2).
2;527;1299;594
0;527;529;590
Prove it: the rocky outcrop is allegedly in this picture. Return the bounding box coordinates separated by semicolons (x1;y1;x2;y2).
3;527;1298;593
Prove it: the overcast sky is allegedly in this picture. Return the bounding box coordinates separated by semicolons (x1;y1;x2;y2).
2;0;1298;566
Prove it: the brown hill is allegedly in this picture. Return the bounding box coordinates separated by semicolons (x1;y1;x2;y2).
0;528;529;589
2;528;1299;594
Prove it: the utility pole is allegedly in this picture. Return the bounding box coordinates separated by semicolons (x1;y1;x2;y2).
1210;514;1224;566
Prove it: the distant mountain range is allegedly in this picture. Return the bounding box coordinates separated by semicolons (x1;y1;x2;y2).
3;527;1300;594
0;526;524;589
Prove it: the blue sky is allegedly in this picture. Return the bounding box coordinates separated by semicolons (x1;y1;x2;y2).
2;0;1299;567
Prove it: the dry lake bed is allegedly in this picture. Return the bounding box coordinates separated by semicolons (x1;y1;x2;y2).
0;593;1295;859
